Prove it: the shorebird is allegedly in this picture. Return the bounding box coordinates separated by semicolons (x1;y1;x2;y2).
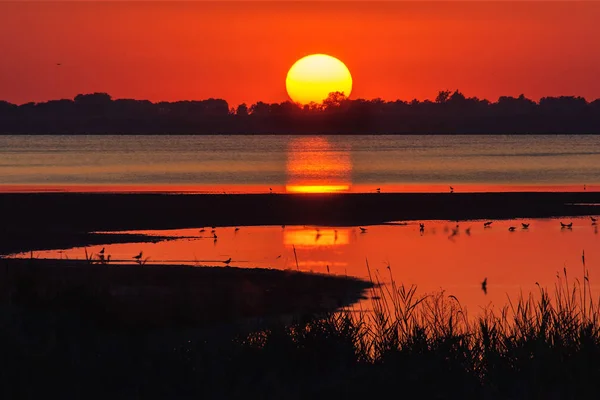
99;247;105;255
483;221;493;227
234;227;240;232
213;233;218;239
465;227;471;236
282;225;286;229
326;265;330;274
269;188;273;194
211;229;216;234
199;228;206;233
376;188;381;193
560;222;573;228
315;229;322;241
359;227;367;233
133;251;143;261
508;226;516;232
449;186;454;193
521;223;530;229
275;255;281;259
591;216;597;224
222;257;232;265
334;229;338;242
481;278;488;295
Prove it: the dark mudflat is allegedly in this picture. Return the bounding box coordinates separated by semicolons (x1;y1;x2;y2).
1;191;599;254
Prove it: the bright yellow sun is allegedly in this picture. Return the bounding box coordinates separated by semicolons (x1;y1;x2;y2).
286;54;352;105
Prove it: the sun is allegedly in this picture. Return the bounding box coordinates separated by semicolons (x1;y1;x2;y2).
286;54;352;105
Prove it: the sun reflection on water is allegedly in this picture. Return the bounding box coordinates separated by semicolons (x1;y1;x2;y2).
284;227;349;248
286;137;351;193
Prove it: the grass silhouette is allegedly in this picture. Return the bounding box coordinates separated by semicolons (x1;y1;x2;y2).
1;256;599;398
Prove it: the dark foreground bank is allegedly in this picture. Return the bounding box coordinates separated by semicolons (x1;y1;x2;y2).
2;260;600;399
2;191;600;254
0;258;371;329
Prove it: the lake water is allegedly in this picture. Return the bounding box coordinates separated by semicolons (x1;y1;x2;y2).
1;135;600;193
15;217;600;314
4;134;600;314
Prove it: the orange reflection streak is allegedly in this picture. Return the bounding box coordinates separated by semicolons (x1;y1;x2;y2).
286;137;351;194
284;228;349;248
286;185;350;194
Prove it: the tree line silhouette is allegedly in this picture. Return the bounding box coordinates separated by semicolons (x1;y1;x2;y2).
1;91;600;134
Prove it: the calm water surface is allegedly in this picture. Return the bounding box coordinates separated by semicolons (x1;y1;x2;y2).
16;217;600;314
1;135;600;192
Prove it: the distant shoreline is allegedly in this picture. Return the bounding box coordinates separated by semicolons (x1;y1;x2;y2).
2;92;600;134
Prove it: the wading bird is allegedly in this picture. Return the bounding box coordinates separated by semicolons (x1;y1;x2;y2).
522;223;530;229
591;216;597;224
449;226;459;238
449;186;454;193
508;226;516;232
483;221;493;227
465;227;471;236
481;278;488;295
560;222;573;228
99;247;105;255
234;227;240;232
359;227;367;233
222;257;231;265
133;251;143;261
199;228;205;233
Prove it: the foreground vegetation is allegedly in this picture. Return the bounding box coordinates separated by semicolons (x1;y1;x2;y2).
2;258;600;398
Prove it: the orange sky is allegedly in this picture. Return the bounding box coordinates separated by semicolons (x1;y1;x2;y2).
1;1;600;106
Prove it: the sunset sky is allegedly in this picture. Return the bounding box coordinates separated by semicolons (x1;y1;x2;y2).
1;1;600;106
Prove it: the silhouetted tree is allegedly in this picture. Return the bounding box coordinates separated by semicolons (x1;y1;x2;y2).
249;102;270;117
435;90;452;104
322;91;348;110
236;103;248;117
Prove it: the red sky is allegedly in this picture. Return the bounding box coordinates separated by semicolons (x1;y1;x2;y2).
1;1;600;106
